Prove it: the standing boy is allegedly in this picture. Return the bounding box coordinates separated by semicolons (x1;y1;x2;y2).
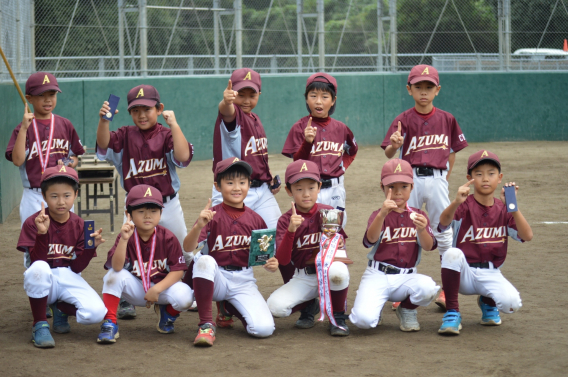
183;158;277;347
6;72;85;226
97;184;193;344
437;150;532;335
381;65;468;309
18;166;106;348
267;159;351;336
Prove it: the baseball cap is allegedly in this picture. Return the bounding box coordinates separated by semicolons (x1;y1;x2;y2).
467;150;501;172
408;64;439;86
285;160;321;184
214;157;253;182
25;72;62;96
306;72;338;94
231;68;261;93
126;184;164;208
381;159;413;186
127;85;161;110
40;165;79;184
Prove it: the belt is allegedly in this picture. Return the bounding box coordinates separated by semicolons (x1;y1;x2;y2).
468;262;490;269
250;180;266;188
415;167;444;177
221;265;249;271
298;265;317;275
28;188;42;192
368;260;414;274
163;193;177;203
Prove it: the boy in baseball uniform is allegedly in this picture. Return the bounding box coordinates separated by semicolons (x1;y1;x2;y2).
6;72;85;226
382;65;468;310
18;166;106;348
349;159;439;332
97;184;193;344
97;84;193;318
267;160;351;336
183;158;278;347
437;150;533;335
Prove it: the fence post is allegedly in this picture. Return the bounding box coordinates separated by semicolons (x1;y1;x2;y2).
271;55;277;73
213;0;220;74
31;0;36;73
317;0;325;71
498;0;503;71
118;0;125;76
389;0;397;72
234;0;242;69
377;0;383;72
297;0;302;73
139;0;148;77
99;57;104;77
188;55;194;75
504;0;511;71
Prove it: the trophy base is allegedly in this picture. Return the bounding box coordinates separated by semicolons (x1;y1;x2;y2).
306;248;353;265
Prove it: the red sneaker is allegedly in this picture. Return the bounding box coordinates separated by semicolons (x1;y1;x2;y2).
391;301;401;311
216;301;235;328
435;290;446;310
194;323;216;347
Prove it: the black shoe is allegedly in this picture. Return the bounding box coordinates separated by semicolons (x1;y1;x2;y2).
295;299;320;329
330;311;350;336
117;298;136;319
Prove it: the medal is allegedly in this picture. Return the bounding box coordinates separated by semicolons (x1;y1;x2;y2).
134;228;157;293
32;114;55;174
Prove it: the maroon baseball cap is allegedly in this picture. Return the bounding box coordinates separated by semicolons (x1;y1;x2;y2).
467;150;501;172
40;165;79;184
126;184;164;208
231;68;261;93
381;159;413;186
408;64;439;86
127;85;161;110
214;157;253;182
25;72;62;96
285;160;321;184
306;72;338;94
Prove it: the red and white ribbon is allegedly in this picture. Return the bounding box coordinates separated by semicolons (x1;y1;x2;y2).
32;114;55;174
134;228;157;292
315;233;345;331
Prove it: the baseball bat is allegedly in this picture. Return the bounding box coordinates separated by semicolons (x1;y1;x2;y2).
0;44;29;112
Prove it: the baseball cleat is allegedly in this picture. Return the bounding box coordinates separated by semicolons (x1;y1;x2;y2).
97;320;119;344
396;305;420;332
438;310;462;335
32;321;55;348
117;298;136;319
194;323;216;347
435;290;447;310
154;304;178;334
295;299;320;329
46;305;53;319
330;312;350;336
216;301;235;329
50;303;71;334
391;301;401;311
478;296;502;326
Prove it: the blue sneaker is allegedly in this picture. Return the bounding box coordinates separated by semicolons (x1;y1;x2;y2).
46;305;53;319
50;303;70;334
154;304;178;334
478;296;502;326
32;321;55;348
97;320;119;344
438;310;462;335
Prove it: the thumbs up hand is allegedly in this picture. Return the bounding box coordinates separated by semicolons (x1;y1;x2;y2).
223;80;239;106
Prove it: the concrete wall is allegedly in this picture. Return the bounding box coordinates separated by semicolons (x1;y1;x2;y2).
1;71;567;222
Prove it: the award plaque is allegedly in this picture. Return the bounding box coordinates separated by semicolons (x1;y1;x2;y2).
84;220;96;249
319;209;353;264
248;228;276;267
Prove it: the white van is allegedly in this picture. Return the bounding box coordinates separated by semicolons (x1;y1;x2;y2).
513;48;568;60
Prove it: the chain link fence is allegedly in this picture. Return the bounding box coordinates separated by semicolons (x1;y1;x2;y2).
1;0;567;80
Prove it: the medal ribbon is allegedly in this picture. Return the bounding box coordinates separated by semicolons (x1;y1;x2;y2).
315;233;345;331
134;228;157;292
32;114;55;174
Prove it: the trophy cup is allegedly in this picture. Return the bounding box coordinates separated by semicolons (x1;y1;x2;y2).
319;209;353;264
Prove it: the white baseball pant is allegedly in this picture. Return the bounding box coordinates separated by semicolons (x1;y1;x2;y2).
192;252;275;338
20;188;75;227
349;263;439;329
408;169;452;255
24;261;106;325
102;268;193;311
317;176;347;225
267;262;349;318
442;248;522;314
211;182;281;229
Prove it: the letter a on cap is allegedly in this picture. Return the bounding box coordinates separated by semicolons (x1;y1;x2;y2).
233;157;240;162
481;150;489;157
421;67;429;75
59;166;67;172
300;163;308;172
42;75;50;85
243;72;252;80
144;187;152;197
136;88;144;98
394;163;402;173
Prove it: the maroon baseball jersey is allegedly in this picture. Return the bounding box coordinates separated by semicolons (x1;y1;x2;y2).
282;116;358;179
18;211;95;272
197;204;268;267
96;123;193;196
5;115;85;188
440;195;523;268
276;203;347;269
381;107;468;169
363;207;436;268
212;104;271;183
105;225;187;284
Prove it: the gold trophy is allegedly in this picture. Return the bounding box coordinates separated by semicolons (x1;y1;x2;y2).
319;209;353;264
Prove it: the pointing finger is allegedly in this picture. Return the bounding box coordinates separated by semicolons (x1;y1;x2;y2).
291;202;297;215
41;202;45;216
307;117;312;128
25;103;29;114
126;213;132;223
397;121;401;133
205;198;212;210
387;188;392;200
464;179;475;187
227;79;232;90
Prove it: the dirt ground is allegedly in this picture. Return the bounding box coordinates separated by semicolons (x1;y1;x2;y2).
1;141;567;377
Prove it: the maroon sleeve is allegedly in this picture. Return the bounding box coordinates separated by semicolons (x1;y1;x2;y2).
30;233;49;263
167;232;188;272
275;214;293;265
417;209;437;251
362;209;380;248
293;140;313;161
5;124;24;162
70;223;95;273
17;215;39;252
197;221;210;245
104;233;124;270
66;120;85;156
282;120;307;157
449;116;468;153
381;116;403;150
106;127;128;153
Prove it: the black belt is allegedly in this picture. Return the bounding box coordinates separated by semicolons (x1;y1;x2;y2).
415;167;443;177
368;260;414;274
221;265;248;271
468;262;490;269
321;179;333;189
163;193;177;202
301;265;317;275
250;180;266;188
